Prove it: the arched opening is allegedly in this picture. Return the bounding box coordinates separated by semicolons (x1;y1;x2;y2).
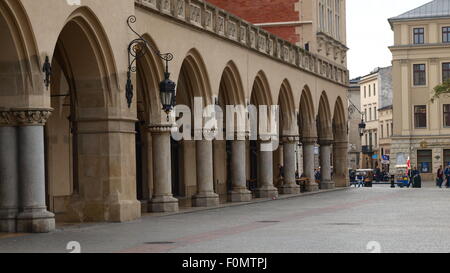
175;49;212;207
135;34;165;211
316;92;334;189
216;61;245;202
249;71;273;195
44;8;118;222
298;85;318;191
333;96;349;187
277;80;299;189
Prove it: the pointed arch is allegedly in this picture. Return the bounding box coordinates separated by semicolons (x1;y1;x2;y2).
333;96;347;142
136;33;165;123
218;60;245;106
298;85;316;138
0;0;40;106
52;7;119;114
317;91;333;140
278;79;296;133
250;70;272;106
177;48;212;108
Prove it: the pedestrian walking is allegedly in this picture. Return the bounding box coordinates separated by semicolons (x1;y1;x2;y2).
445;165;450;188
437;165;444;188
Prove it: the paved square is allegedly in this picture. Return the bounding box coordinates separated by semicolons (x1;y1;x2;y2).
1;184;450;253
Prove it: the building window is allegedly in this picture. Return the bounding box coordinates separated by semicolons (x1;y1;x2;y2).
369;107;372;121
417;150;432;173
444;104;450;127
414;105;427;128
381;125;384;138
387;123;390;137
369;85;371;97
364;86;366;98
445;150;450;167
443;27;450;43
443;63;450;82
413;64;426;86
373;84;376;96
374;132;378;147
391;123;393;136
413;28;425;44
374;107;377;120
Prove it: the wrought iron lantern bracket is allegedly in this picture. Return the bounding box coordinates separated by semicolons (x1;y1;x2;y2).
126;15;175;111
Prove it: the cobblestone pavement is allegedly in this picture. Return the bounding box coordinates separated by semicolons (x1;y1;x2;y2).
1;183;450;253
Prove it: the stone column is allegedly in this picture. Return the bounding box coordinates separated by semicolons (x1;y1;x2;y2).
334;141;349;187
303;137;319;192
149;125;178;212
193;137;219;207
255;140;279;198
280;136;300;194
0;112;19;232
319;139;335;189
229;133;252;202
13;109;55;233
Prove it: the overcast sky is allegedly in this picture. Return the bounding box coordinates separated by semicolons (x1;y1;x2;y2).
346;0;432;79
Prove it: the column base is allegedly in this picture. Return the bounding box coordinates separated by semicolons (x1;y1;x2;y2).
16;209;55;233
228;189;252;202
279;184;301;195
305;183;319;192
255;186;279;198
149;195;179;213
193;193;220;207
320;181;335;190
0;208;18;232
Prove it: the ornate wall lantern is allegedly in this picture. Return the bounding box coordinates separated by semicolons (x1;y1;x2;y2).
126;15;176;117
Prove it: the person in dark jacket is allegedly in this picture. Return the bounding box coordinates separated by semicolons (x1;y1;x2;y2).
437;166;444;188
445;165;450;188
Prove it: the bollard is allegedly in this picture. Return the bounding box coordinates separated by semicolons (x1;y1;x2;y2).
390;175;395;188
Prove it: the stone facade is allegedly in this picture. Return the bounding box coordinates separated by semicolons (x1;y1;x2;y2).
0;0;349;233
389;0;450;181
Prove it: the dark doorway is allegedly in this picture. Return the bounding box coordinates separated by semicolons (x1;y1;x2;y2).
135;122;144;201
171;139;181;197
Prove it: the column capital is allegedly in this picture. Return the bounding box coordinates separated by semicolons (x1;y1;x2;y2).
302;137;317;145
281;135;300;144
319;139;334;146
148;124;175;134
334;140;348;148
7;108;53;126
0;110;15;126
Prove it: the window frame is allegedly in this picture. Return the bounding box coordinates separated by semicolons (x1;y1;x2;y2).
444;104;450;128
413;27;425;44
442;62;450;83
414;105;427;129
413;63;427;86
443;26;450;43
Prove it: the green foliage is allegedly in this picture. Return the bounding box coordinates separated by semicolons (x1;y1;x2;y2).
431;80;450;103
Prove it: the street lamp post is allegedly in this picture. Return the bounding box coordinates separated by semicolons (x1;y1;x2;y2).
125;15;176;117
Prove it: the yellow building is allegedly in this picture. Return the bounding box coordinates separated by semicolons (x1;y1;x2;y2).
389;0;450;181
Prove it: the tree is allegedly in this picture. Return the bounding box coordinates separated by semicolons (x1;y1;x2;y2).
431;80;450;103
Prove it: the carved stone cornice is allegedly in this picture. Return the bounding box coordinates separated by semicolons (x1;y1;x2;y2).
0;108;53;126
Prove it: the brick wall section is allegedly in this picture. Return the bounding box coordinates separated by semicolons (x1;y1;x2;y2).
206;0;301;44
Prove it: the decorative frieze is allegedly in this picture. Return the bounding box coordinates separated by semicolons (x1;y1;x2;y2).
136;0;348;86
189;4;201;26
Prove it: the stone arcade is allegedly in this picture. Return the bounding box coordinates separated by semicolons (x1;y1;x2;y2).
0;0;349;233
